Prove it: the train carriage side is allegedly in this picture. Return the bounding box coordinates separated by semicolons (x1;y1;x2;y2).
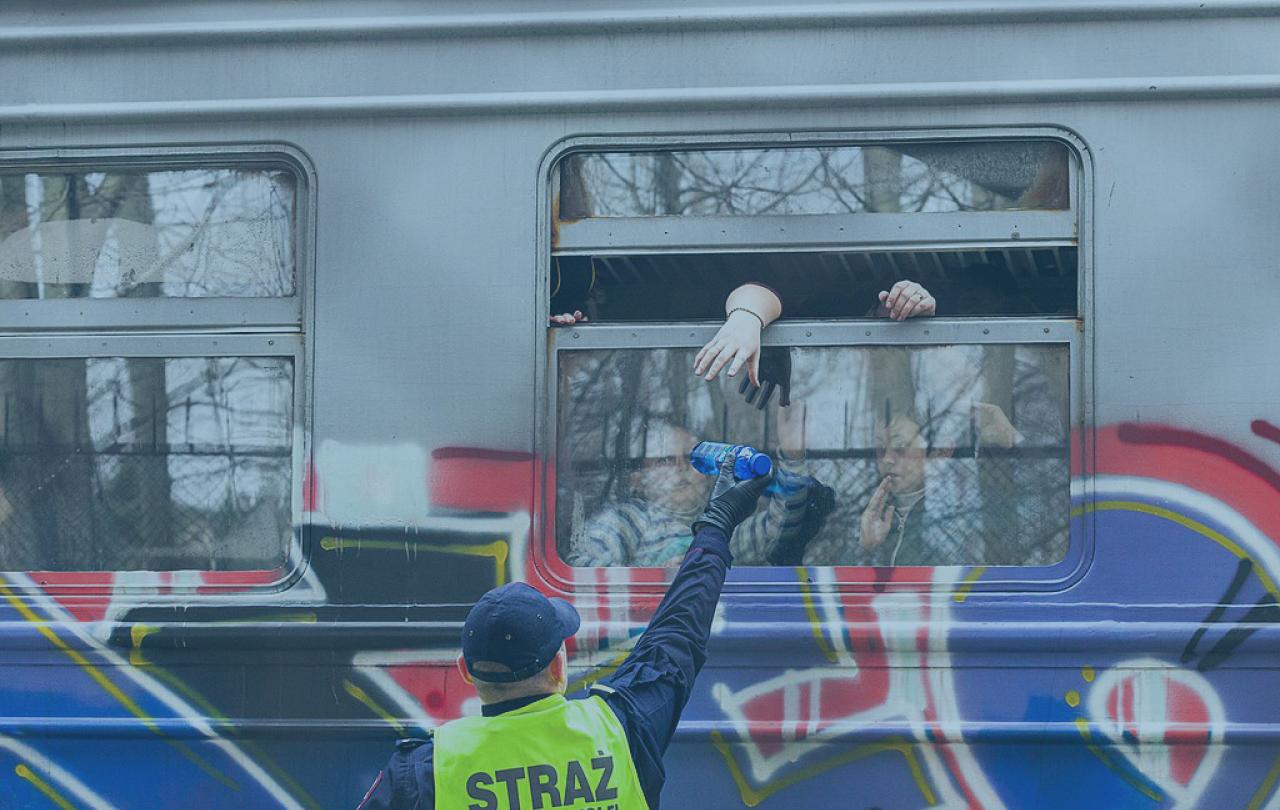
1;3;1279;808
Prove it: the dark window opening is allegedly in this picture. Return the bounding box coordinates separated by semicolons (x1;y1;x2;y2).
551;248;1077;322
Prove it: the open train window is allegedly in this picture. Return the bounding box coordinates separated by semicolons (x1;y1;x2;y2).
544;134;1082;587
552;140;1075;323
0;148;309;586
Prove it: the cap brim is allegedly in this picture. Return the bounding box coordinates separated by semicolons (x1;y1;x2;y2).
549;596;581;639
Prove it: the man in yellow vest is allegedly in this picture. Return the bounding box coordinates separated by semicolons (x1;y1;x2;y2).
358;457;772;809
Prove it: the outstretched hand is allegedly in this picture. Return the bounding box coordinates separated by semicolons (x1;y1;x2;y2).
692;456;773;537
694;310;763;384
738;346;792;410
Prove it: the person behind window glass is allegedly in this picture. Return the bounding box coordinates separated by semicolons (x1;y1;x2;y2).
683;281;935;565
565;421;822;568
857;410;986;566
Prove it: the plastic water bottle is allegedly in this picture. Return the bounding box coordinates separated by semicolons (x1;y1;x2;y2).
689;441;773;481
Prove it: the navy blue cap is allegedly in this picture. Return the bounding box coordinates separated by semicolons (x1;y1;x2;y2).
462;582;581;683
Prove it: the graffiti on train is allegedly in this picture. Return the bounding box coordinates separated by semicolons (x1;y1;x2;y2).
2;422;1279;808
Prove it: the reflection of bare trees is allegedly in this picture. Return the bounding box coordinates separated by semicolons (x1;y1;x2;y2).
558;344;1070;566
0;168;294;298
558;143;1068;219
0;169;296;572
0;357;293;571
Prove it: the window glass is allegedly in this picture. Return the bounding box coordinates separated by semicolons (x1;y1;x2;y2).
0;356;294;571
0;168;296;299
556;343;1069;568
558;141;1069;219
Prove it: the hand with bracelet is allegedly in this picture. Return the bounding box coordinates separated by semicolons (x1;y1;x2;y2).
692;283;782;386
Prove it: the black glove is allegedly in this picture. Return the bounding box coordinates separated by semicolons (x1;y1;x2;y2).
765;478;836;566
739;346;792;410
692;456;773;537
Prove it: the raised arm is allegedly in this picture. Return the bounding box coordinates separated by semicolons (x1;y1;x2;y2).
692;283;782;386
591;460;769;802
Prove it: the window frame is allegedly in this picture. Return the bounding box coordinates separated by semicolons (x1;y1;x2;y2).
0;144;315;595
535;128;1093;596
0;145;308;331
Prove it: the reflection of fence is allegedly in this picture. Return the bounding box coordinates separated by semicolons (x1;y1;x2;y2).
779;451;1068;567
558;447;1069;568
0;447;291;572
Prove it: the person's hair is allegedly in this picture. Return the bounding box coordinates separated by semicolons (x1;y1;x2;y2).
879;399;926;441
468;660;558;704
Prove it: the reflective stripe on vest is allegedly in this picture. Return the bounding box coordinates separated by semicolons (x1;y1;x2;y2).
433;694;649;810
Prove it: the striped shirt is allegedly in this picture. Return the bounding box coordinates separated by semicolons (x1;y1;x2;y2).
565;464;815;567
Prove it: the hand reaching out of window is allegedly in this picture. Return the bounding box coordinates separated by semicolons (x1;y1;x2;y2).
739;346;791;410
693;283;781;384
549;310;589;326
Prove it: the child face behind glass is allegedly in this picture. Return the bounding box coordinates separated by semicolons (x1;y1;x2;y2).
875;415;928;495
630;424;709;514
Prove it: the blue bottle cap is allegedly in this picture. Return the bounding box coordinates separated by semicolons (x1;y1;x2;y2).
749;453;773;478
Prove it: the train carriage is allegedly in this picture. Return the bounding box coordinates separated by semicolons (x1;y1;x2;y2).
2;2;1279;808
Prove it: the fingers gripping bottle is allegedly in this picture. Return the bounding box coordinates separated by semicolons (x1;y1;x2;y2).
689;441;773;481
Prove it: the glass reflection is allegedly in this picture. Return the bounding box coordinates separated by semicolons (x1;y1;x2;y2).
557;343;1069;567
0;356;293;571
558;141;1069;219
0;168;295;299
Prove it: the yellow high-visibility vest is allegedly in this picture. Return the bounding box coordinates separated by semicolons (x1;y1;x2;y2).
433;694;649;810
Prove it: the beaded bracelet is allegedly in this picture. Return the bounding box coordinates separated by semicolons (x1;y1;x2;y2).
726;307;765;329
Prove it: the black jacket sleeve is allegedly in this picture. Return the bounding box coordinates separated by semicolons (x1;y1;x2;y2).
592;526;734;809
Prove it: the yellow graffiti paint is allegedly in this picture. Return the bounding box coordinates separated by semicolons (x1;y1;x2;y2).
130;652;322;810
710;730;936;807
1246;753;1280;810
321;537;510;585
795;569;839;664
343;679;406;736
14;763;77;810
1082;666;1095;683
1065;690;1080;708
1073;718;1163;802
210;612;318;626
130;624;159;667
952;566;988;603
0;583;237;790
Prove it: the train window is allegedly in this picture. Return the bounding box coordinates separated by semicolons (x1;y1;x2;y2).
558;141;1069;218
0;149;308;584
546;134;1081;581
0;168;295;299
553;334;1071;569
0;353;295;572
553;138;1077;323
